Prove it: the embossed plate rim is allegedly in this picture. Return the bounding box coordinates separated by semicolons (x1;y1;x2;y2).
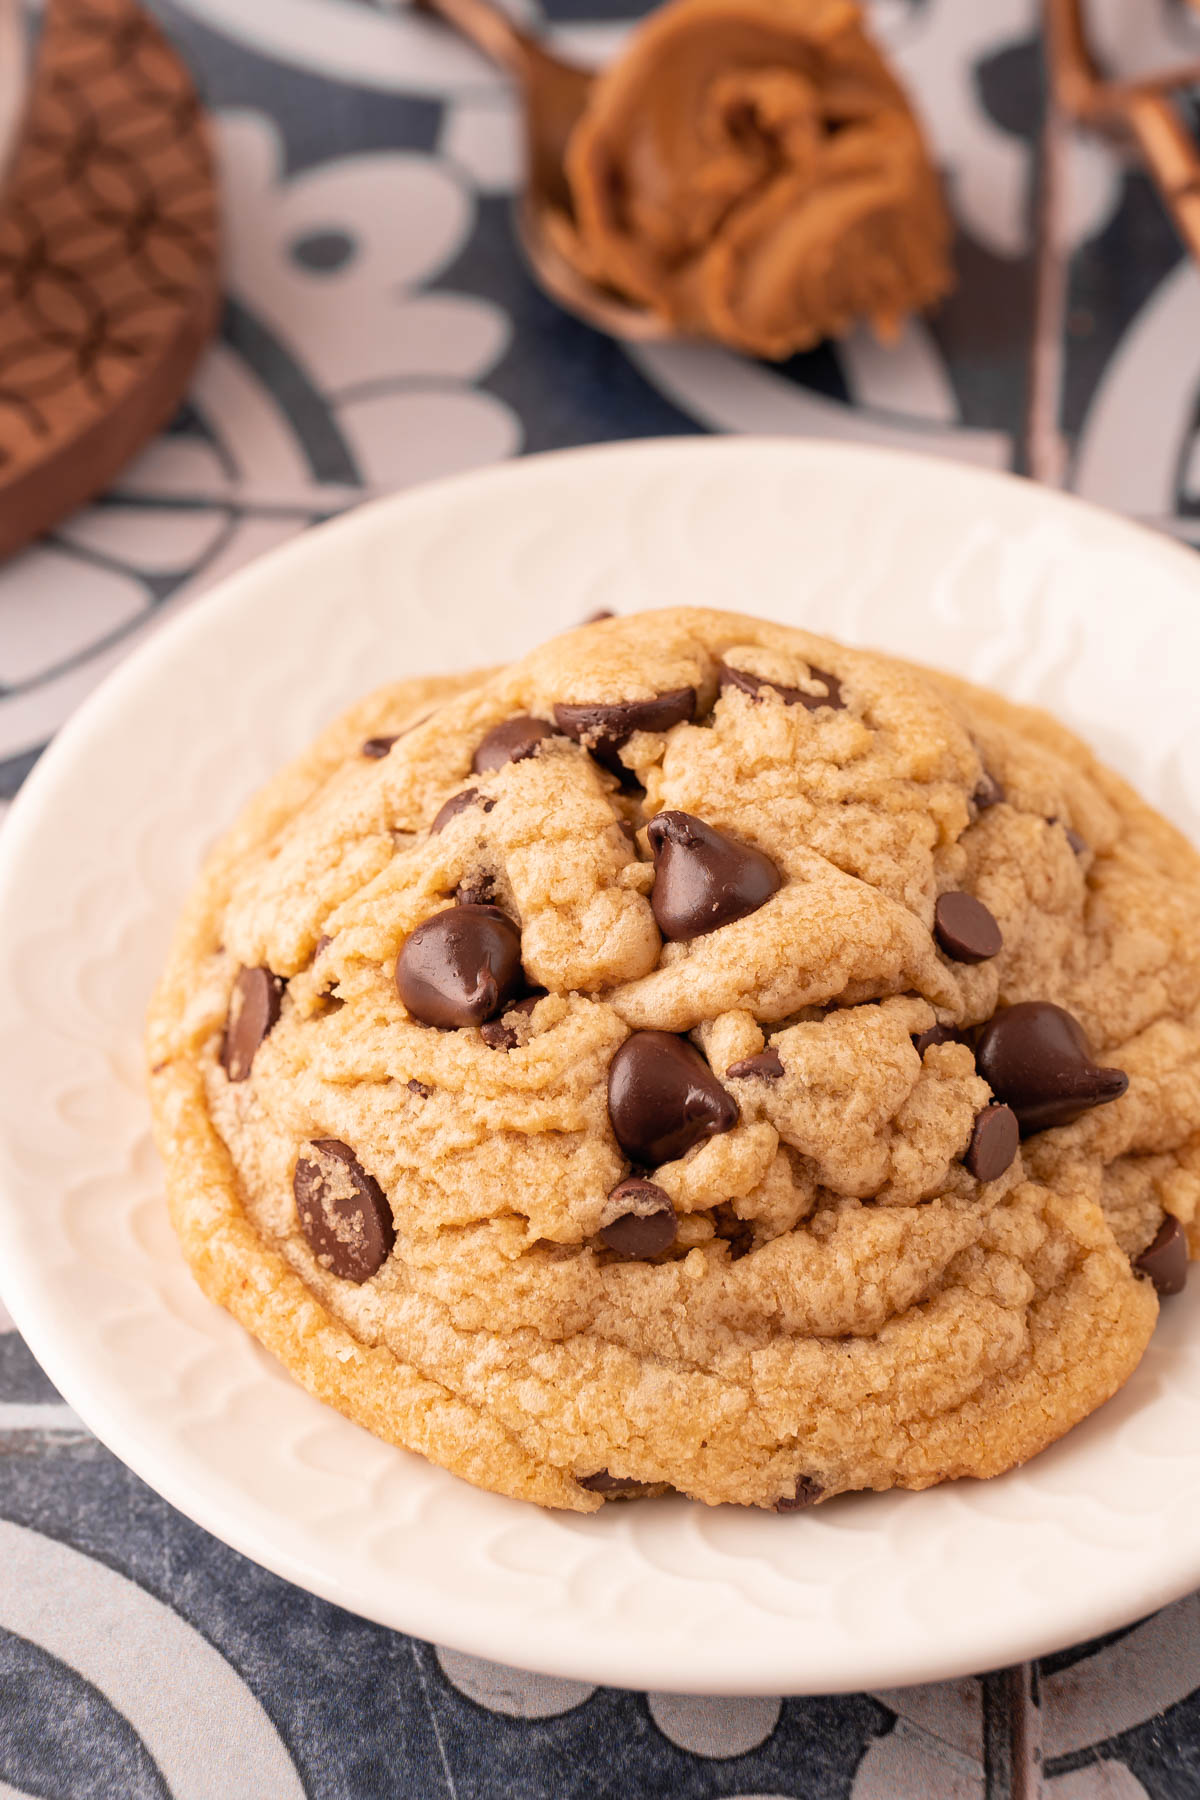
3;437;1200;1694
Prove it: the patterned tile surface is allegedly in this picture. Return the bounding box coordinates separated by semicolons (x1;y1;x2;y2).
3;1;1200;1794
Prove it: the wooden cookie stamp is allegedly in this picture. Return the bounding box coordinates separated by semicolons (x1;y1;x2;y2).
0;0;220;559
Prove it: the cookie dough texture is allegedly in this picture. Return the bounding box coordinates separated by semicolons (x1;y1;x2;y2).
556;0;952;358
147;608;1200;1513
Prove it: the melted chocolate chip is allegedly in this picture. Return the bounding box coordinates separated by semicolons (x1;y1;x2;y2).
578;1469;655;1496
293;1139;394;1282
727;1049;785;1081
395;904;523;1029
471;716;557;774
973;773;1005;810
607;1032;738;1166
647;811;782;942
1135;1214;1188;1296
221;966;284;1082
912;1023;968;1058
480;994;541;1050
975;1000;1128;1136
963;1103;1019;1182
582;609;616;624
407;1078;430;1098
933;892;1003;963
553;687;696;774
776;1476;822;1512
430;788;490;834
718;662;844;712
600;1177;678;1257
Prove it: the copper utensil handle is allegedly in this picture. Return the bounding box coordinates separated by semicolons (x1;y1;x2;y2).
411;0;535;77
1123;91;1200;266
1045;0;1200;266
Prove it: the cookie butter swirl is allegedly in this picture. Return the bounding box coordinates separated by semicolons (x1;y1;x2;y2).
148;610;1200;1515
555;0;953;357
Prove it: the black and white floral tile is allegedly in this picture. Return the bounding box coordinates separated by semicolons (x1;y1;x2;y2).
5;1;1200;1794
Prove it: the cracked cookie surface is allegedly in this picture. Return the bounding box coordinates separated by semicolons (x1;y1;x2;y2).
147;608;1200;1511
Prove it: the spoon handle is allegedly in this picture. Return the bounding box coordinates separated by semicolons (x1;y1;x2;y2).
411;0;537;78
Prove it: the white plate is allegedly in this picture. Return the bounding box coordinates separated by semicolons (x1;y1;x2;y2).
4;438;1200;1696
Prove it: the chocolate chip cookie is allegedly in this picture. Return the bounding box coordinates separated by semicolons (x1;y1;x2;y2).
147;609;1200;1512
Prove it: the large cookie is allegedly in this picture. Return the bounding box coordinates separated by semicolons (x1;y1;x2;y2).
147;609;1200;1511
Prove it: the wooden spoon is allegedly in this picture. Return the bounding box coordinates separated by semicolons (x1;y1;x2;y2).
413;0;668;338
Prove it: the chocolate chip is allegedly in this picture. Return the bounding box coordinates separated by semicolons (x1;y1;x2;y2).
1049;817;1088;856
407;1078;430;1098
776;1476;822;1512
455;875;496;909
364;714;430;758
718;662;844;712
553;687;696;774
607;1032;738;1166
912;1023;968;1058
221;966;284;1082
480;994;541;1050
647;811;782;942
600;1177;678;1258
471;716;557;774
396;904;523;1029
975;1000;1128;1136
963;1103;1019;1181
430;788;486;834
1135;1214;1188;1296
311;937;338;997
578;1469;654;1496
727;1049;785;1080
713;1205;755;1260
582;609;616;624
933;892;1003;963
973;773;1005;810
479;1019;517;1050
293;1139;394;1283
361;734;398;759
